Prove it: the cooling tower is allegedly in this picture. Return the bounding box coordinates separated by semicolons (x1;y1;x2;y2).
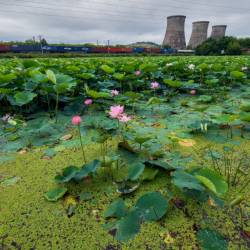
211;25;227;40
188;21;209;49
163;15;186;50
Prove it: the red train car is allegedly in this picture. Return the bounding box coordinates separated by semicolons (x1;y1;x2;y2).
0;44;11;53
108;47;133;53
144;48;161;53
90;47;109;53
90;47;133;54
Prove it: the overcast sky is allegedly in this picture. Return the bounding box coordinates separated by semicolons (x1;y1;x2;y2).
0;0;249;45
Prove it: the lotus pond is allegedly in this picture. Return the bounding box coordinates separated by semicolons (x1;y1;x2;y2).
0;56;250;250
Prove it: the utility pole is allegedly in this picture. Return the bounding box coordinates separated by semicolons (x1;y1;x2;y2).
38;34;43;54
107;40;110;54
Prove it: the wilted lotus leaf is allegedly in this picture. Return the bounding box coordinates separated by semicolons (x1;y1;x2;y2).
178;139;196;147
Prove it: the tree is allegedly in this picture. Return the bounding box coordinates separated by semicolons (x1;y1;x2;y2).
226;40;242;55
196;36;242;55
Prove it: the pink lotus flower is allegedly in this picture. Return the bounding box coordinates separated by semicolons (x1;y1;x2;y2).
72;115;82;125
151;81;160;89
135;70;141;76
111;90;119;97
118;113;132;123
84;99;93;105
190;90;196;95
109;105;124;119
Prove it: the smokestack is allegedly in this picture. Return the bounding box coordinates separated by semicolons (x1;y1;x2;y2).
211;25;227;40
188;21;209;49
163;15;186;50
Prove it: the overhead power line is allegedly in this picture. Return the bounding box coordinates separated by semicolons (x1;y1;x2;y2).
2;0;246;19
0;8;163;25
15;0;250;13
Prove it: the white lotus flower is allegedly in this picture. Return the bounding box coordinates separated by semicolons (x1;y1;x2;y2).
188;64;195;70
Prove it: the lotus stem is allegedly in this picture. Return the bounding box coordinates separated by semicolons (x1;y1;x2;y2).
55;92;59;123
78;125;86;164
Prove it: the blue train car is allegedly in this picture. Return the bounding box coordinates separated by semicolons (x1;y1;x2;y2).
161;48;177;54
42;45;90;53
133;48;145;53
11;45;41;53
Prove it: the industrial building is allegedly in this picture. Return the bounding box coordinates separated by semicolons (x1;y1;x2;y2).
162;15;186;50
163;15;227;49
188;21;209;49
211;25;227;40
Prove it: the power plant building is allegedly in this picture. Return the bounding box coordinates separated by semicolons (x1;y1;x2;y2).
211;25;227;40
188;21;209;49
162;15;186;50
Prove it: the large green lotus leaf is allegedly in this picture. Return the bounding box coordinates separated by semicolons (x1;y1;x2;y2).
127;162;145;181
172;171;205;191
79;73;95;80
113;73;125;81
0;73;17;84
230;70;245;80
195;169;228;196
134;135;153;145
44;187;68;202
145;160;177;171
104;198;128;219
163;79;182;88
115;210;141;242
240;102;250;112
147;97;162;105
197;95;213;103
29;70;48;83
139;62;158;72
184;189;209;202
1;141;25;152
195;175;217;194
73;160;101;182
14;91;37;106
55;166;80;183
46;69;57;84
22;59;40;68
85;84;111;99
135;192;168;221
124;91;142;100
239;112;250;122
101;64;115;74
211;114;236;124
140;167;159;181
197;228;228;250
44;148;57;158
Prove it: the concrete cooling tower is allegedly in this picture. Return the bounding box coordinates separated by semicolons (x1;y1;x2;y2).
211;25;227;40
188;21;209;49
162;15;186;50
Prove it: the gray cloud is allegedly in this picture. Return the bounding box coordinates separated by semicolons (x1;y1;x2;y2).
0;0;249;44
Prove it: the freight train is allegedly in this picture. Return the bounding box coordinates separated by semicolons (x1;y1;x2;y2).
0;44;177;54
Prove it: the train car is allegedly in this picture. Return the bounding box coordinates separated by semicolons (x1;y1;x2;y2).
133;48;145;53
89;47;109;53
43;46;91;53
144;48;161;53
0;44;11;53
108;47;133;53
10;45;41;53
161;48;177;54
